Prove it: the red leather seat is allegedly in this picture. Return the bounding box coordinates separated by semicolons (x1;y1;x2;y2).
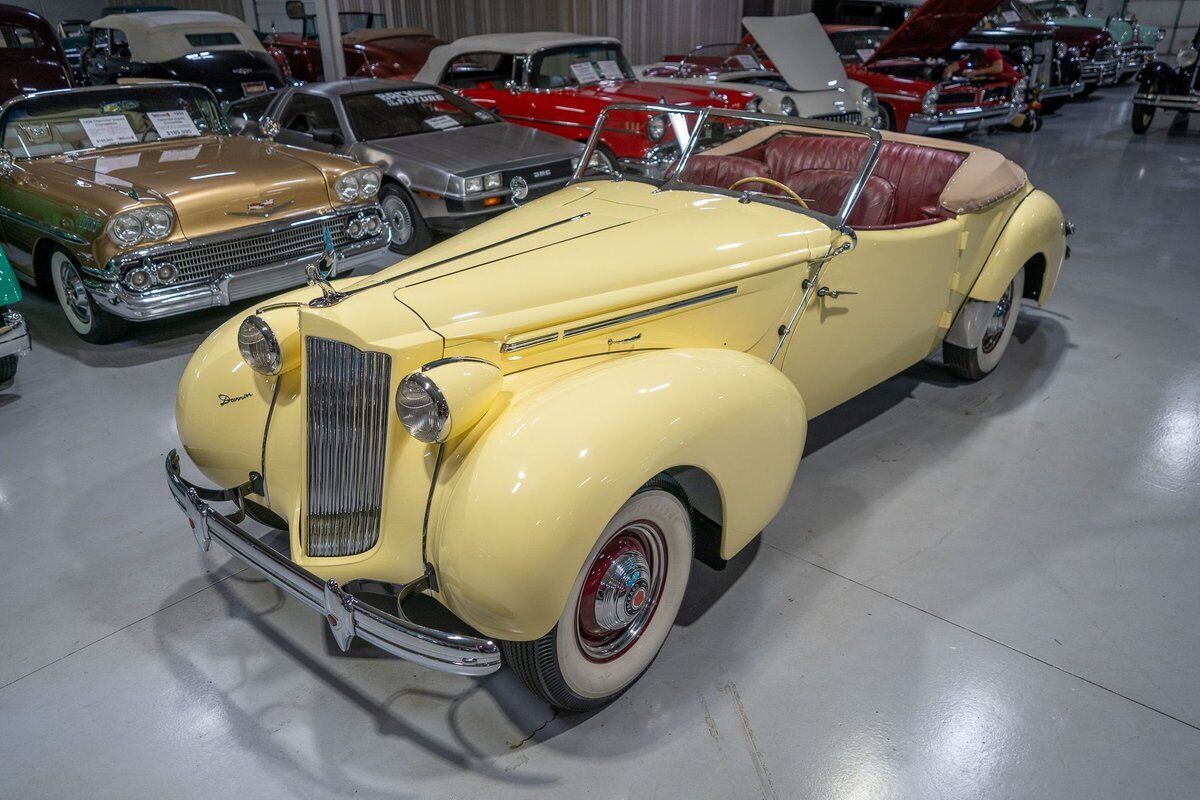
680;154;771;193
780;168;896;228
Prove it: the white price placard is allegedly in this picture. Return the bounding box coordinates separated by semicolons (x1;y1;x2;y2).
147;110;200;140
80;115;137;148
570;61;601;84
856;48;876;62
597;59;624;80
734;54;759;70
423;114;461;130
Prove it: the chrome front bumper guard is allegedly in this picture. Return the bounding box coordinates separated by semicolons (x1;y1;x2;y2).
1134;92;1200;112
165;451;501;676
91;234;387;322
904;102;1021;135
0;309;31;360
1082;59;1121;86
1041;79;1085;99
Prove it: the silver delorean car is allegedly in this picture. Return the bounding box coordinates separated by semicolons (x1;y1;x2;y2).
226;79;584;254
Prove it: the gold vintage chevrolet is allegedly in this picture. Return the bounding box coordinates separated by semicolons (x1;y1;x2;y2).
168;105;1069;710
0;82;387;342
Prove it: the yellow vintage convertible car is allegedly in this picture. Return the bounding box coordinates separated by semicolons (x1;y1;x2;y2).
168;105;1069;710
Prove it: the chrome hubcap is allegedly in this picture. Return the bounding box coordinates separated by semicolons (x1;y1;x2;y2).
981;283;1014;354
59;261;91;325
577;522;667;662
382;196;412;246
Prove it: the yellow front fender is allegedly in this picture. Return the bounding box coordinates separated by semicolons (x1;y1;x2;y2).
968;189;1067;306
428;349;807;641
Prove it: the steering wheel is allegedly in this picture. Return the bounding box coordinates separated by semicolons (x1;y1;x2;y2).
728;176;809;208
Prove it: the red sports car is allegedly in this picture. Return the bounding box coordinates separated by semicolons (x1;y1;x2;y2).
415;33;757;178
815;0;1026;134
266;10;444;83
0;3;72;104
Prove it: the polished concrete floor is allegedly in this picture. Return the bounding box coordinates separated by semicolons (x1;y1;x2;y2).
1;89;1198;799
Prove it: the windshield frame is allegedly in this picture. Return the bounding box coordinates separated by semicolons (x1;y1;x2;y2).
0;83;229;160
572;103;882;230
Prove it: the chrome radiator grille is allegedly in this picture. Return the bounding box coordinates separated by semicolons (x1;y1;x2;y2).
169;217;353;284
815;110;862;125
304;337;392;557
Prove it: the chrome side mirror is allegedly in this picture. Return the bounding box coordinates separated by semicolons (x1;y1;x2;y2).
0;149;13;178
260;116;280;140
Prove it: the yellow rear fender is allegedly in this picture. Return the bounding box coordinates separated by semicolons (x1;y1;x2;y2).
428;348;807;641
967;189;1068;306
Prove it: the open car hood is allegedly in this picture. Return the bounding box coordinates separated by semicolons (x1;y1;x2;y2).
742;14;848;91
867;0;1005;62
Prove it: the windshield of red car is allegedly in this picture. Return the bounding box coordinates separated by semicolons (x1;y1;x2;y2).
530;44;635;88
679;43;767;76
1;86;227;159
827;29;892;64
342;87;495;140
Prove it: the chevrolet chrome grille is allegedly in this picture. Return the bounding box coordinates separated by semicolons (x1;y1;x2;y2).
304;337;392;557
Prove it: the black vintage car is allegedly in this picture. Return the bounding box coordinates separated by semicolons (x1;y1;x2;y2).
1132;30;1200;134
84;9;286;106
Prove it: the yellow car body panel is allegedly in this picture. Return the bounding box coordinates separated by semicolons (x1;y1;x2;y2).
966;189;1068;305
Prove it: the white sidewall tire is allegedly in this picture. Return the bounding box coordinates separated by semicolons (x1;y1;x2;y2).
50;250;94;336
976;266;1024;374
554;489;692;700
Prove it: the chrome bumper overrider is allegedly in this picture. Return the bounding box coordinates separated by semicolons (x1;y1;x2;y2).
165;451;502;676
1134;92;1200;111
1041;79;1085;99
0;309;31;360
904;102;1021;135
1083;59;1121;85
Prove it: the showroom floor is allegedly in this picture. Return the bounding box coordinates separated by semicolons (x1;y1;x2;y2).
2;89;1198;798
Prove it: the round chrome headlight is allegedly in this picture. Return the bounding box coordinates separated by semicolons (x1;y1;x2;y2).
396;373;450;443
347;218;364;239
359;169;381;198
142;207;172;239
1179;47;1199;69
1015;45;1033;65
860;86;878;112
921;86;940;115
780;96;798;117
334;173;360;203
237;315;282;376
646;113;667;141
1055;42;1067;59
154;262;177;284
109;213;143;246
124;267;152;291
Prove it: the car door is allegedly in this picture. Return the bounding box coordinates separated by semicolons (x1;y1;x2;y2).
273;92;345;152
779;219;963;418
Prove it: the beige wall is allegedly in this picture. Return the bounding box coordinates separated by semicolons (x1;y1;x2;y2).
386;0;748;64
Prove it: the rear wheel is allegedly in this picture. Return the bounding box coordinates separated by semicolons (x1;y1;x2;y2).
381;183;431;256
943;267;1024;381
49;247;128;344
502;479;693;711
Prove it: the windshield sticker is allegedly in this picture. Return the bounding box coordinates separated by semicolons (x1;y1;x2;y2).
1001;10;1021;23
570;61;601;84
597;59;624;80
856;48;876;62
93;153;140;174
734;54;759;70
377;89;444;106
423;114;461;131
147;110;200;140
80;115;138;148
159;145;202;162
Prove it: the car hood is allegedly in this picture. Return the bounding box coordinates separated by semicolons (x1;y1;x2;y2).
357;121;582;175
743;14;850;91
43;136;333;239
331;180;831;352
868;0;1006;62
569;79;753;107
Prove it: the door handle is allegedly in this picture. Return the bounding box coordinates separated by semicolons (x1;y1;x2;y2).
817;286;858;299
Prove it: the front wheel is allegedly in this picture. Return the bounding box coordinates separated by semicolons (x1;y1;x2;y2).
1132;83;1156;133
502;480;693;711
943;267;1024;381
49;247;128;343
380;183;431;256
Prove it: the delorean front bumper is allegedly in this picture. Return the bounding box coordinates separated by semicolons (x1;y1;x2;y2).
165;451;502;676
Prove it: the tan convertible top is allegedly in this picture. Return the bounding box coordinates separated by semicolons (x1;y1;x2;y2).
698;124;1028;215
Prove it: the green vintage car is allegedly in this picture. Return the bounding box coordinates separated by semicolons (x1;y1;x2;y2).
1030;1;1164;82
0;246;31;385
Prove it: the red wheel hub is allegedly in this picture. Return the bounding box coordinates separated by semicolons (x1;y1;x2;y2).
576;523;667;662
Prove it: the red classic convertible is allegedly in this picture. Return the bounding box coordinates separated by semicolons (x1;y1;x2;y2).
415;33;756;177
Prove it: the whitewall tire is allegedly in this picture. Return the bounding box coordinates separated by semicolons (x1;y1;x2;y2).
943;266;1024;380
49;248;127;343
501;480;693;711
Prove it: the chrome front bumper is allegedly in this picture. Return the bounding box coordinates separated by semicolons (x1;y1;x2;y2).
1083;59;1121;86
1134;92;1200;112
0;309;31;360
1041;79;1086;99
92;231;387;322
166;451;501;676
904;102;1021;135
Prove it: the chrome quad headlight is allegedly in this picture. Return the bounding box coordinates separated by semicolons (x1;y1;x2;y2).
106;206;175;248
396;358;503;444
921;86;940;115
333;167;382;203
